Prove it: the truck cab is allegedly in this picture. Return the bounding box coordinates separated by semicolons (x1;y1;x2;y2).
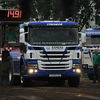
17;21;86;87
82;26;100;80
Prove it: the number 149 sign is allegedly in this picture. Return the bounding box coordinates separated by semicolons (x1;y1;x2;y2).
7;10;22;18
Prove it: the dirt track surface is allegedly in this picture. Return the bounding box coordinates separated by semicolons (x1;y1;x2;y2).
0;78;100;100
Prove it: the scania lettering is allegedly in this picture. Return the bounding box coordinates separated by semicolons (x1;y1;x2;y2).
52;46;63;50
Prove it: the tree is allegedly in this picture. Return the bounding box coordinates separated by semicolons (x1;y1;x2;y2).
0;0;100;31
0;1;18;9
94;0;100;25
36;0;53;20
76;0;95;31
53;0;77;21
17;0;33;21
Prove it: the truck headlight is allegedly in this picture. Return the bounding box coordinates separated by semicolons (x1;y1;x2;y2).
28;64;38;69
73;64;81;68
76;69;81;73
29;69;34;73
29;69;38;74
82;64;88;69
73;69;81;73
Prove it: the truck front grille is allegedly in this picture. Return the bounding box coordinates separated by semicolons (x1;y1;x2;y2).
38;51;72;70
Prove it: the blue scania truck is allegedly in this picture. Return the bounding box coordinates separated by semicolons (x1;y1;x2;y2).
3;20;86;87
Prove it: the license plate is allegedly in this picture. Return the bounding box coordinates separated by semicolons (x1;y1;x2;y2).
49;74;61;77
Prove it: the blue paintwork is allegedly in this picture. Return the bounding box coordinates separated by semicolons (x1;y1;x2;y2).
9;50;20;74
28;22;78;26
13;61;20;73
84;29;100;36
28;46;80;51
9;50;20;60
28;46;45;51
26;60;38;64
73;60;80;64
20;21;78;28
75;46;80;50
21;56;28;68
82;69;94;74
20;24;26;28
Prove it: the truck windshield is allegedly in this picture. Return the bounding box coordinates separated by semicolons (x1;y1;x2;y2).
83;36;100;47
29;27;78;45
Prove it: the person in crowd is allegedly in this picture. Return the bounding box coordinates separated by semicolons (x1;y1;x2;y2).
6;28;18;41
93;49;100;83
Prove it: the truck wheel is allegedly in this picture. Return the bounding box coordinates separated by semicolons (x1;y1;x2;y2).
9;66;15;85
68;76;80;87
9;61;20;85
88;74;94;80
20;65;31;87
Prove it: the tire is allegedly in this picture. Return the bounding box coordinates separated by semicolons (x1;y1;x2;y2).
9;60;20;85
88;74;94;80
20;65;31;87
68;76;80;87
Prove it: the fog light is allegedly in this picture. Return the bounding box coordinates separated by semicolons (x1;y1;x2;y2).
76;69;81;73
29;69;34;73
34;69;38;73
73;69;76;72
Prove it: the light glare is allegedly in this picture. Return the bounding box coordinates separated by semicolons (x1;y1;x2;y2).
29;69;34;73
76;69;81;73
34;69;38;73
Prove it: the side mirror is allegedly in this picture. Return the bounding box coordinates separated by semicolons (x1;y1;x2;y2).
78;32;86;44
19;33;25;43
81;33;86;43
19;28;24;33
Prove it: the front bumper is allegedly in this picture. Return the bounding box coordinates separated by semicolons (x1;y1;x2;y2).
25;68;81;78
82;69;94;74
